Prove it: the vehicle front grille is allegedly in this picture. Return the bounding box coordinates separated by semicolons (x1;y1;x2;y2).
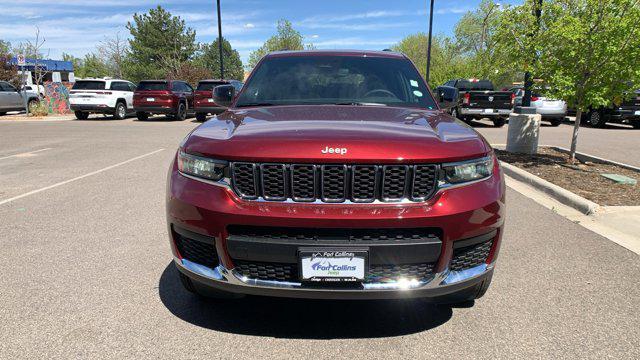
232;260;436;283
230;162;438;203
174;232;219;269
450;240;493;272
227;225;441;243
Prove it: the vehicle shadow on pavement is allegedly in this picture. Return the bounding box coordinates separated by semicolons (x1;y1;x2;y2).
158;263;453;339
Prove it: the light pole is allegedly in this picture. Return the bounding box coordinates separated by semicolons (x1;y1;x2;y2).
426;0;435;84
216;0;224;79
520;0;542;111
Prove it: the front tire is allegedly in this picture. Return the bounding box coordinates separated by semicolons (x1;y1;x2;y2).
75;111;89;120
113;101;127;120
493;117;506;127
195;112;207;122
632;121;640;129
587;110;605;128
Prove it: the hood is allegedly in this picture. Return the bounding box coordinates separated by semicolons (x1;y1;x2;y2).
183;105;489;163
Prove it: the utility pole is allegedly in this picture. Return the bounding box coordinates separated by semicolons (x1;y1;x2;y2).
426;0;435;84
216;0;224;79
521;0;542;109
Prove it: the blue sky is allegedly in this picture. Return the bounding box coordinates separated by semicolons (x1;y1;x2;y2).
1;0;522;63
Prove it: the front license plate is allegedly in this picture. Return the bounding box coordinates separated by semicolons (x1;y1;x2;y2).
634;110;640;116
484;109;494;113
299;249;367;283
146;97;155;102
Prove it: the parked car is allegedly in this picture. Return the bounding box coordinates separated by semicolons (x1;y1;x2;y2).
579;90;640;129
0;81;39;115
508;86;567;126
167;50;505;303
69;78;136;120
194;79;243;121
133;80;194;121
437;79;513;127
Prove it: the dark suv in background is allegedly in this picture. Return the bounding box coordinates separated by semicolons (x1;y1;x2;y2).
437;79;513;127
133;80;194;121
194;79;243;121
581;89;640;129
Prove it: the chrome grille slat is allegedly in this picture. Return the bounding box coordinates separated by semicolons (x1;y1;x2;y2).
230;162;438;203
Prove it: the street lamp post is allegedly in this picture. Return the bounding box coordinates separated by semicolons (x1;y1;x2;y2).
426;0;435;84
520;0;542;111
216;0;224;79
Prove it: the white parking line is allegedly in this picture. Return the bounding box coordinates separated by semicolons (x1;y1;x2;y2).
0;149;165;206
0;148;53;161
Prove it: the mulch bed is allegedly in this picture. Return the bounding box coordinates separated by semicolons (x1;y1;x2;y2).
496;147;640;206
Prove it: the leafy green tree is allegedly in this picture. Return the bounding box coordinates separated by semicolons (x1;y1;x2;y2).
498;0;640;160
195;37;244;80
392;33;474;86
74;53;110;79
0;45;18;87
0;40;11;55
61;53;82;73
248;19;314;69
454;0;518;85
125;5;197;81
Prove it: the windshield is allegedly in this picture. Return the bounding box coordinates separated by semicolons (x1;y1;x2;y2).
236;55;437;109
72;81;106;90
197;81;227;91
136;82;168;91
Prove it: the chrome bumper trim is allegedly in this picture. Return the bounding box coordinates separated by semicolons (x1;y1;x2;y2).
176;257;494;292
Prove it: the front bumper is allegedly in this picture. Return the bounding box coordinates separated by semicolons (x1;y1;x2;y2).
459;108;511;117
176;256;494;300
167;156;506;299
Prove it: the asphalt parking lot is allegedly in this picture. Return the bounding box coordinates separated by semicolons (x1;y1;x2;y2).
1;117;639;359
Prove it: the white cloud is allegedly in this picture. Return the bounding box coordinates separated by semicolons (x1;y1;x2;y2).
244;23;255;28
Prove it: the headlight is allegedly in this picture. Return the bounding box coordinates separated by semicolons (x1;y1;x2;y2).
177;151;227;181
442;155;494;184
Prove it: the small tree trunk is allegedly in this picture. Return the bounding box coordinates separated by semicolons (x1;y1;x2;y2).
570;108;582;163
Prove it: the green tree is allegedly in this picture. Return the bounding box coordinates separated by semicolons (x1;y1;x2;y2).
454;0;518;85
74;53;110;79
498;0;640;160
0;40;11;55
195;37;244;80
125;5;197;81
61;53;82;73
392;33;473;86
0;44;18;87
248;19;314;69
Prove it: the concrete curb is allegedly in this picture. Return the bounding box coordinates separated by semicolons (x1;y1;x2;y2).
500;161;601;215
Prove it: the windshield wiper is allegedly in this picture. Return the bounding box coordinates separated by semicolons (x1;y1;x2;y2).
235;102;276;108
333;102;387;106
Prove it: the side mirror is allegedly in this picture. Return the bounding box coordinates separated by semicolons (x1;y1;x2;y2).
436;86;458;110
213;84;235;108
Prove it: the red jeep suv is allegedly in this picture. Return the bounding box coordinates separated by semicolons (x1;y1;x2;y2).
167;50;505;303
194;79;243;122
133;80;194;121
